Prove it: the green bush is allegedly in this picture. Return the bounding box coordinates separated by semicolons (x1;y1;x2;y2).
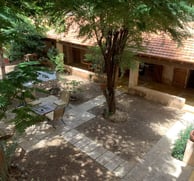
172;125;194;160
84;46;104;73
5;18;46;62
47;47;65;73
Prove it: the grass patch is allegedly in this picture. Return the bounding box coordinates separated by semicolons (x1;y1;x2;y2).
172;125;194;160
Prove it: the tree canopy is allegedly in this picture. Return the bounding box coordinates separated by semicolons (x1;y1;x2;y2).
37;0;194;115
1;0;193;115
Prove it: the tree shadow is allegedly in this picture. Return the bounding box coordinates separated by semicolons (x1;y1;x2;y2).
77;93;185;163
12;138;118;181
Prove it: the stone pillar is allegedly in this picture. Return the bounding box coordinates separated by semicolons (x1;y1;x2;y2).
65;46;73;64
56;42;64;54
128;61;139;88
162;65;174;85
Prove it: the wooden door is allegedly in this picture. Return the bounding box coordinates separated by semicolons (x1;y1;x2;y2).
153;65;163;82
172;68;188;88
72;48;81;63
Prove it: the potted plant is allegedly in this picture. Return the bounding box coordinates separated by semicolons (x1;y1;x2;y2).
183;129;194;166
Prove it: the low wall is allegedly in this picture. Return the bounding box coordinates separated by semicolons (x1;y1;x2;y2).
128;86;185;109
65;65;95;80
64;65;106;82
64;65;185;109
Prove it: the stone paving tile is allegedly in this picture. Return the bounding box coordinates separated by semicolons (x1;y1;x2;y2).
96;150;116;165
63;112;95;129
63;118;79;127
34;130;51;140
75;99;105;112
61;129;79;141
104;156;126;172
78;112;96;121
142;170;177;181
61;125;72;133
67;132;85;144
115;90;123;96
81;141;101;153
73;137;92;148
113;160;136;178
65;104;75;111
120;176;137;181
63;109;81;121
92;95;106;103
19;138;40;152
87;146;107;160
124;163;150;181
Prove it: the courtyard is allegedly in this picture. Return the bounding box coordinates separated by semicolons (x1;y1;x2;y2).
1;71;193;181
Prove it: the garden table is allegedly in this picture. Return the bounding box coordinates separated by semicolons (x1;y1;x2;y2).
30;95;66;123
31;104;57;116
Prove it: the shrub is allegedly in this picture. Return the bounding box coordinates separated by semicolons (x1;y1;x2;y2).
172;125;194;160
84;46;104;73
47;47;65;73
5;18;46;62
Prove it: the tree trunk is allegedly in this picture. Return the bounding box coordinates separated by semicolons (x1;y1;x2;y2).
103;84;116;114
98;29;128;115
0;48;6;79
0;144;8;181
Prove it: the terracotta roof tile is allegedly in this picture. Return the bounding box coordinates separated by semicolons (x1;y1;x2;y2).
47;19;194;63
139;32;194;63
46;17;96;46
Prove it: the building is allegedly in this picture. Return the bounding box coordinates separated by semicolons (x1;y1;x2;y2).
138;32;194;88
45;24;194;90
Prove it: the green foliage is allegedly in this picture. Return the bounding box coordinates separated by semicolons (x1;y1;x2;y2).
0;61;47;132
26;0;194;114
65;80;82;94
0;140;17;167
47;47;65;73
172;125;194;160
84;46;104;73
0;6;19;45
11;106;44;133
119;49;141;77
5;17;46;61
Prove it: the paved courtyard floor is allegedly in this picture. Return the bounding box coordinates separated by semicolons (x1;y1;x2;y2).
12;90;193;181
1;66;194;180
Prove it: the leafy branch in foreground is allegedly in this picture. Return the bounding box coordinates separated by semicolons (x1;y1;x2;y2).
0;61;47;132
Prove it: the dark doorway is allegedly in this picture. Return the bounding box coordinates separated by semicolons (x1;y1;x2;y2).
187;70;194;88
139;63;163;83
72;48;81;63
152;64;163;83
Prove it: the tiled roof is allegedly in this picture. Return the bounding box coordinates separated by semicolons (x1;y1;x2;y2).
47;30;96;47
139;31;194;63
46;17;96;47
47;19;194;63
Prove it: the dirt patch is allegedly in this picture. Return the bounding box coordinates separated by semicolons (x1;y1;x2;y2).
69;81;102;105
77;93;184;162
35;75;102;105
10;138;118;181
